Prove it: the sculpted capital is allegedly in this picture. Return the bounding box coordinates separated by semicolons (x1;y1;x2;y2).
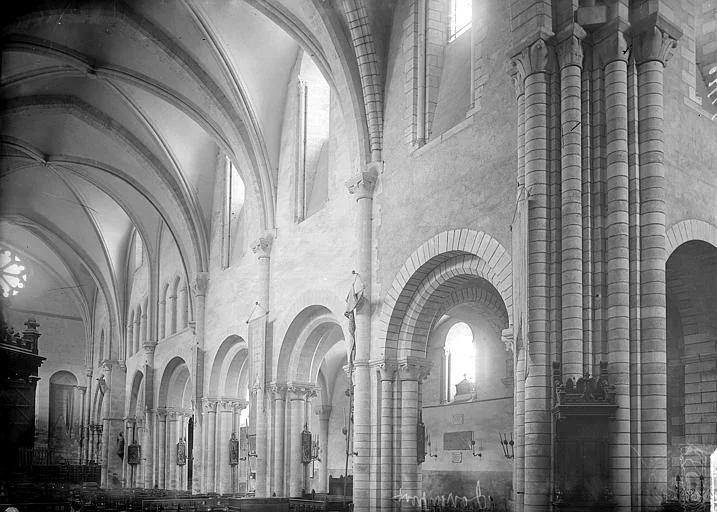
556;24;586;69
251;234;273;259
631;14;682;66
510;37;551;80
346;167;379;200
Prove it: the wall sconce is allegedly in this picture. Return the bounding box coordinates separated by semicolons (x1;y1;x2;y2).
426;429;438;459
470;439;482;458
499;432;514;459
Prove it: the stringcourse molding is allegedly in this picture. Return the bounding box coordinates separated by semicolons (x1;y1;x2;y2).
666;219;717;256
378;229;512;358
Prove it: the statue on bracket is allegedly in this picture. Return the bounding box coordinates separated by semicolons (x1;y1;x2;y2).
177;437;187;466
116;432;124;459
229;432;239;466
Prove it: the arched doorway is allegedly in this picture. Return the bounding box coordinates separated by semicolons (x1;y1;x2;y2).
48;370;79;463
666;240;717;502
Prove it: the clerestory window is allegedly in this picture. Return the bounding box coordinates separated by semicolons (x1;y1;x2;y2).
448;0;472;42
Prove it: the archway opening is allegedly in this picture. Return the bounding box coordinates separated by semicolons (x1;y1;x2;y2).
421;278;512;506
666;240;717;501
48;370;79;463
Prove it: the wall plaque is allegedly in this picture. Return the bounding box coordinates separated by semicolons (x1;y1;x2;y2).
443;430;473;451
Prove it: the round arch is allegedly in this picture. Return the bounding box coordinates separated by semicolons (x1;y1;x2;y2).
666;219;717;257
157;356;192;409
378;229;512;359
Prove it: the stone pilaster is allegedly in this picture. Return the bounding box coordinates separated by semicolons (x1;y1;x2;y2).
396;359;429;499
157;409;167;488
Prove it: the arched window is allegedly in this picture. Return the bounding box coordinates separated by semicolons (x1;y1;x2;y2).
1;248;28;298
295;52;330;221
448;0;472;42
222;158;246;267
444;321;474;401
134;232;143;270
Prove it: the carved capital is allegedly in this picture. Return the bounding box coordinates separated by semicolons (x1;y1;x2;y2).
345;167;378;200
631;15;682;65
556;25;586;69
510;37;551;80
101;360;113;372
269;382;288;400
398;357;431;382
117;360;127;372
287;383;318;400
85;367;93;378
202;398;218;413
251;234;273;259
192;272;209;298
372;359;397;381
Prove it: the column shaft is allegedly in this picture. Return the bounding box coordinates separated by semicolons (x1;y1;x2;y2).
288;395;306;497
273;393;286;496
378;370;394;511
167;415;178;489
558;32;585;381
205;406;217;492
604;49;632;508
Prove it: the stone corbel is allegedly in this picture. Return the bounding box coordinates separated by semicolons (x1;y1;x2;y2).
251;234;273;260
501;327;515;354
345;167;379;200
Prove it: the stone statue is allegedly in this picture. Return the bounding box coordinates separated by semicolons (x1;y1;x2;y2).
230;432;239;465
177;437;187;466
116;432;124;459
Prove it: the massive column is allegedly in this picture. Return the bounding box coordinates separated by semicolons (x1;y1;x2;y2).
191;272;209;493
250;235;272;497
594;26;632;509
633;18;680;506
287;385;307;497
510;37;552;511
557;25;586;382
217;400;235;494
345;163;379;512
142;344;156;489
271;383;287;496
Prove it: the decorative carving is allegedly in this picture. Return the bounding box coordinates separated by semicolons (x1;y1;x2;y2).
176;437;187;466
556;25;586;69
398;358;431;382
251;234;273;259
229;432;239;466
632;16;682;65
552;361;616;421
510;37;551;81
501;327;514;353
201;398;218;413
345;168;378;200
373;360;397;381
269;382;287;399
